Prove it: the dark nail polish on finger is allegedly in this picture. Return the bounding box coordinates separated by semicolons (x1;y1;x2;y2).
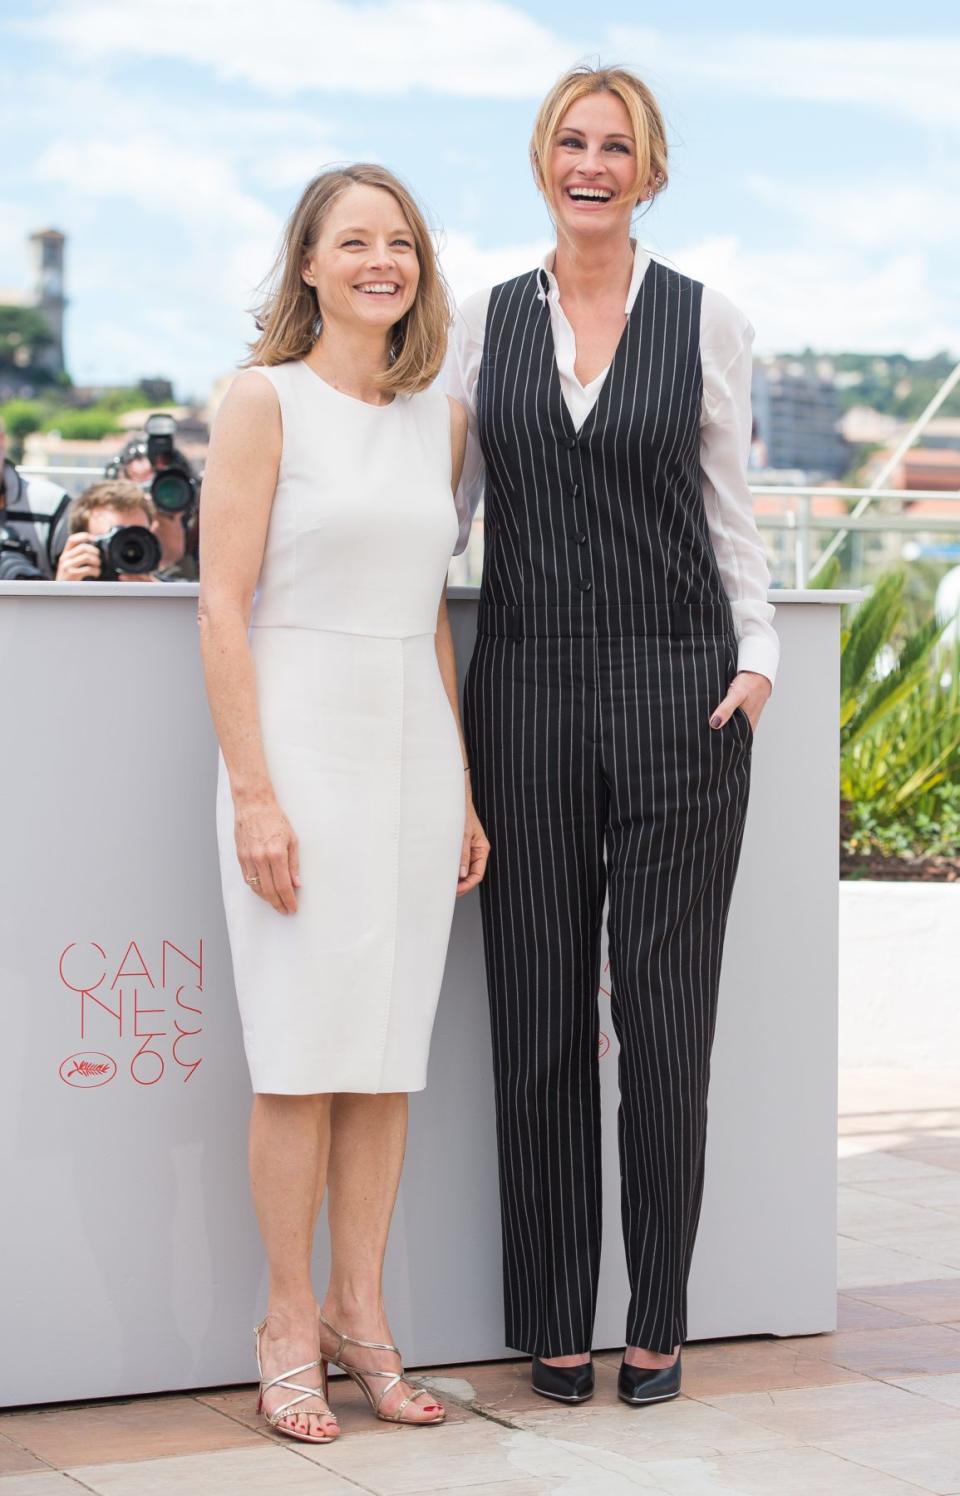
709;713;722;729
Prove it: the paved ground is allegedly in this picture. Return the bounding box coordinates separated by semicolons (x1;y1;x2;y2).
2;1067;958;1495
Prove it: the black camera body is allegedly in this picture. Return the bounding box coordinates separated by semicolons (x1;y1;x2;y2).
92;525;162;581
0;522;44;581
145;413;197;515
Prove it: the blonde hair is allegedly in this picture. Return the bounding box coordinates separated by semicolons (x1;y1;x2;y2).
530;63;668;222
244;164;450;396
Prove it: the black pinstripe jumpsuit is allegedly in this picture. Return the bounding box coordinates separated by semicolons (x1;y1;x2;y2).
462;261;753;1357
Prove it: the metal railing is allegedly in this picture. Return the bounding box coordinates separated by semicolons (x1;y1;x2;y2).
17;464;113;479
808;357;960;581
750;485;960;589
15;355;960;592
17;457;960;595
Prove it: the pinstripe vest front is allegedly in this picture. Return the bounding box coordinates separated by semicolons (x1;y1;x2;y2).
475;260;731;629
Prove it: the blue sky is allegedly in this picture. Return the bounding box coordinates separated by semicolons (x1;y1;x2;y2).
1;0;958;399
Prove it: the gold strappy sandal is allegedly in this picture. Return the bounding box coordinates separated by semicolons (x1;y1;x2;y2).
254;1319;339;1444
318;1310;444;1425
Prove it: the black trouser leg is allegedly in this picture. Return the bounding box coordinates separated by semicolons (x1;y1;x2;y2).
601;635;752;1355
465;634;607;1356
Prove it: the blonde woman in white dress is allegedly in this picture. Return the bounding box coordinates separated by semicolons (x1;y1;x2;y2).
199;165;489;1444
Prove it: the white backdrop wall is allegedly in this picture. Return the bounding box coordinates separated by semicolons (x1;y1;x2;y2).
0;583;846;1406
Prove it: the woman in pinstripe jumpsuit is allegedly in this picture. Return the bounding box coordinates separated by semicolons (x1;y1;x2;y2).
447;65;779;1406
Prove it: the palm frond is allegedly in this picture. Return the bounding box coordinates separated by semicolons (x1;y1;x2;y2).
809;555;842;590
840;570;904;697
842;614;944;748
839;566;960;860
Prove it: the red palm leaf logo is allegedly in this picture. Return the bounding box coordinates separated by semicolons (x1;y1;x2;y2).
59;1052;117;1088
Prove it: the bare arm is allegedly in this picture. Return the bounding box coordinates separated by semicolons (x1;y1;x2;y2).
436;398;470;770
436;397;489;895
435;586;468;772
198;371;299;915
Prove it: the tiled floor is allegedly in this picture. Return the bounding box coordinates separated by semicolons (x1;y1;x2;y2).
3;1067;958;1496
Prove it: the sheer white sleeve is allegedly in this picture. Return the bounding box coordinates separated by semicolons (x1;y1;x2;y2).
442;288;490;556
700;288;780;686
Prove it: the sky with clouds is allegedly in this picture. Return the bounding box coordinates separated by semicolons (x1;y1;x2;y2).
1;0;958;399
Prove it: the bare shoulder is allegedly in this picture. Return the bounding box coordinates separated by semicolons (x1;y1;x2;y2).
210;369;281;457
217;368;280;423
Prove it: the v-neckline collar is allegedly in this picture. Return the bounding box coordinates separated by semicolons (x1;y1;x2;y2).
537;256;656;440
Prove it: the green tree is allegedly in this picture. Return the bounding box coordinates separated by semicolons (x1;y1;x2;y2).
0;398;45;461
41;408;123;440
0;305;53;374
95;387;175;415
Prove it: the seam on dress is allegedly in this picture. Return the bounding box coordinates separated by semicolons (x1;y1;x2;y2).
376;636;405;1089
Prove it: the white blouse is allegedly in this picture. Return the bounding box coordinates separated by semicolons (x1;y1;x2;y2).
445;241;780;686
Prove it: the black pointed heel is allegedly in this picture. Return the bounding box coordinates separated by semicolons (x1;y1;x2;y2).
531;1356;595;1403
617;1350;681;1406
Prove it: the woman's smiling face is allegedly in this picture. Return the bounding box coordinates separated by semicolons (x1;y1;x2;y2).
302;183;420;334
547;90;644;241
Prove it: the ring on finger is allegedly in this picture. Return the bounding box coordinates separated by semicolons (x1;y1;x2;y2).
246;874;261;885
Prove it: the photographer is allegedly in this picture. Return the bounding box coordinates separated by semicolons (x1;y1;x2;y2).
55;480;162;583
109;417;200;581
0;415;70;579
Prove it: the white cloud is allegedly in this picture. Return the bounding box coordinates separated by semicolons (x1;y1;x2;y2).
611;28;960;129
0;200;34;298
437;228;551;303
697;171;960;355
665;234;957;356
14;6;960;393
745;172;960;252
34;134;281;312
12;63;351;303
22;5;960;128
249;145;357;192
27;0;576;98
63;222;556;392
71;305;247;392
28;130;285;391
35;136;276;238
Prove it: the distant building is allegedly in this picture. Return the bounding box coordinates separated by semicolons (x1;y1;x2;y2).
751;358;848;479
139;377;174;404
917;418;960;452
21;431;121;497
746;467;852;584
892;453;960;569
0;228;68;386
880;447;960;495
840;412;960;454
205;371;241;422
67;380;177;409
839;405;905;447
29;229;67;378
23;411;209;497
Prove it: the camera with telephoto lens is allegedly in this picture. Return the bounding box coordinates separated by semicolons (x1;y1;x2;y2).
145;413;197;514
91;525;162;581
0;522;44;581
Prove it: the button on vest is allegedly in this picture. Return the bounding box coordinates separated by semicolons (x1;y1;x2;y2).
476;262;730;631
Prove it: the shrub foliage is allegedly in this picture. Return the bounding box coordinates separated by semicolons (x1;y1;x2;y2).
836;568;960;866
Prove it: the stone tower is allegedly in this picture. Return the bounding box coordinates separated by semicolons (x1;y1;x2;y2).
29;228;67;377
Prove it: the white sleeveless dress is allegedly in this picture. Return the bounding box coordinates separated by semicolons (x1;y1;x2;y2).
215;361;464;1094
